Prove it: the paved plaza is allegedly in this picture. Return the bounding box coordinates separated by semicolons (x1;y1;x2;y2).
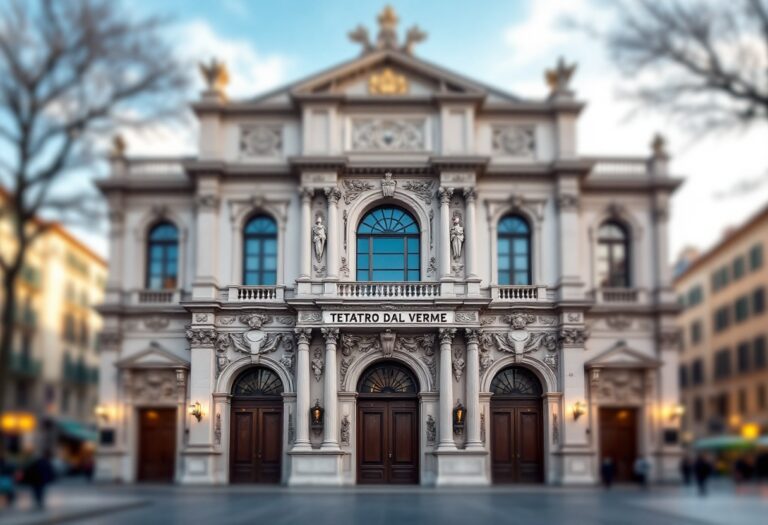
2;481;767;525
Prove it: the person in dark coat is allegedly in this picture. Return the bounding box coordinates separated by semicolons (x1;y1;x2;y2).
24;450;55;509
600;457;615;489
693;454;712;496
0;452;17;507
680;455;693;485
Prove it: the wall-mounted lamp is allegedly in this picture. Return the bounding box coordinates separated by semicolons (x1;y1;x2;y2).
572;401;586;421
311;399;324;433
453;399;466;434
94;404;110;423
189;401;203;422
741;423;759;441
669;404;685;422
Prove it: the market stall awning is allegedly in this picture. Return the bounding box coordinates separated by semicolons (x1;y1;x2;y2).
56;419;98;442
693;435;754;451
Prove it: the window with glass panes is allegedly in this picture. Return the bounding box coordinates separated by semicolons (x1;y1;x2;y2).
597;221;630;287
146;222;179;289
497;215;531;285
356;206;420;281
243;215;277;285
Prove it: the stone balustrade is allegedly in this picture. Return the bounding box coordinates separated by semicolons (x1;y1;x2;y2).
336;282;440;299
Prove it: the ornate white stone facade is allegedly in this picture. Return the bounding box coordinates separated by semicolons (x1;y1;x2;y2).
95;9;682;486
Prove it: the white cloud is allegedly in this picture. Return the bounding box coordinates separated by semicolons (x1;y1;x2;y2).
496;0;768;261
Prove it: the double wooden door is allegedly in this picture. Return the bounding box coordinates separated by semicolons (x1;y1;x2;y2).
490;399;543;483
137;408;176;482
357;398;419;484
229;401;283;483
599;408;638;482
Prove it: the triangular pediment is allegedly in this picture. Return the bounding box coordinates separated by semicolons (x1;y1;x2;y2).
585;341;661;370
251;50;523;104
116;341;190;370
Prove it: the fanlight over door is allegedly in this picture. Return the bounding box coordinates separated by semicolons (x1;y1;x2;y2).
232;367;283;397
357;362;418;394
490;366;543;397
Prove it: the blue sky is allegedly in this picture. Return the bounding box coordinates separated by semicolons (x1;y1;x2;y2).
82;0;768;261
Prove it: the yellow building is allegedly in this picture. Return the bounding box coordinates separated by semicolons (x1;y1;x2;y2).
675;204;768;442
0;187;106;462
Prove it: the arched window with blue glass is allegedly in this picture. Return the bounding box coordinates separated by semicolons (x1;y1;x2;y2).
243;214;278;285
498;215;531;285
356;206;420;281
146;222;179;290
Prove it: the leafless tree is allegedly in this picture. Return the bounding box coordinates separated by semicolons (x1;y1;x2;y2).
0;0;188;414
590;0;768;133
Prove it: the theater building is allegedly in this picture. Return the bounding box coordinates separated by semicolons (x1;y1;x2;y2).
95;8;682;485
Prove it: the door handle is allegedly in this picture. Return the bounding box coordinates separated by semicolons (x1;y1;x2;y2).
388;452;392;459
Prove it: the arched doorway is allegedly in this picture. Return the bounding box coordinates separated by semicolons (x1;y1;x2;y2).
490;365;544;483
229;367;283;483
356;361;419;484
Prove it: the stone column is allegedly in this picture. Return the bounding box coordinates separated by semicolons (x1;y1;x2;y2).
463;188;478;279
325;188;341;280
320;328;340;450
464;329;482;450
299;188;313;279
437;328;457;451
192;178;220;300
556;178;582;301
438;187;454;279
293;328;312;450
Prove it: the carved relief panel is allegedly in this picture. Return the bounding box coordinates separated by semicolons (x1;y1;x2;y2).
350;118;427;151
240;125;283;157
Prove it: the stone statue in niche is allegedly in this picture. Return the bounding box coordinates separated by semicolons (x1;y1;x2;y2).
311;348;324;382
381;172;397;197
312;215;326;261
450;214;464;260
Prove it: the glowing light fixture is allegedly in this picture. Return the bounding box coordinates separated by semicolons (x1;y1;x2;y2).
189;401;203;422
572;401;587;421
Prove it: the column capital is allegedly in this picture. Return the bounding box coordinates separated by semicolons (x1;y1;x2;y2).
463;188;477;203
464;328;480;346
321;327;339;345
438;186;454;204
294;327;313;346
439;328;457;346
324;187;342;205
300;187;314;202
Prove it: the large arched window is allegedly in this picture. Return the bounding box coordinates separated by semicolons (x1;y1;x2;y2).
356;206;420;281
243;214;277;286
597;220;630;288
146;222;178;289
498;215;531;285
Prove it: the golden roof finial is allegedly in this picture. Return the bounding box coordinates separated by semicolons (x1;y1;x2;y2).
545;56;577;97
378;5;399;29
349;7;426;55
198;58;229;94
111;134;126;157
651;133;668;158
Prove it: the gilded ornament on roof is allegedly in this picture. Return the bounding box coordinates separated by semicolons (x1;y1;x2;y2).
368;67;408;95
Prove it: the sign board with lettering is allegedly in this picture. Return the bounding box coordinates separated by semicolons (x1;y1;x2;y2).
322;311;454;325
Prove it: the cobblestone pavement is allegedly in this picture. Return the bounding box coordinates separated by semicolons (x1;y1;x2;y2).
2;481;766;525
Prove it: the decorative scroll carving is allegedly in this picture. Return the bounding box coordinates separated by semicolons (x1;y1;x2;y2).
342;179;376;204
552;413;559;445
395;334;435;354
351;118;425;151
240;125;282;157
380;329;397;357
426;415;436;444
480;410;486;444
439;328;456;345
557;194;579;211
340;415;350;445
340;257;350;277
275;316;296;327
221;327;291;358
492;126;535;157
402;180;435;205
559;327;589;347
452;348;465;382
455;311;478;323
592;369;644;404
504;312;536;329
339;334;382;390
127;369;177;404
294;328;312;346
214;413;222;445
144;316;170;331
299;311;322;323
426;257;437;277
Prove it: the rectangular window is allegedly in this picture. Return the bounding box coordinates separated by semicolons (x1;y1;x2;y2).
690;320;703;345
735;296;750;323
753;287;765;315
715;393;729;418
750;243;763;271
754;336;766;370
738;389;747;413
692;359;704;385
679;365;688;389
693;397;704;422
733;256;746;280
711;266;730;292
758;385;767;411
738;342;751;373
714;306;731;332
687;285;704;307
714;349;732;380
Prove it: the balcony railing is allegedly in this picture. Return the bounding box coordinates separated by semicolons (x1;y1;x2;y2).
491;285;549;302
590;157;649;177
337;282;440;299
11;353;42;378
592;287;645;304
128;289;182;305
227;286;284;302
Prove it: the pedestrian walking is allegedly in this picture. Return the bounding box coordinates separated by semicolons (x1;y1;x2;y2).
633;456;650;488
0;452;17;507
24;450;55;509
680;455;693;485
693;454;712;496
600;457;615;489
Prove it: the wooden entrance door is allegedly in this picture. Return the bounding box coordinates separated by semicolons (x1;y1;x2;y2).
357;398;419;484
230;401;283;483
599;407;638;482
490;399;543;483
137;408;176;482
